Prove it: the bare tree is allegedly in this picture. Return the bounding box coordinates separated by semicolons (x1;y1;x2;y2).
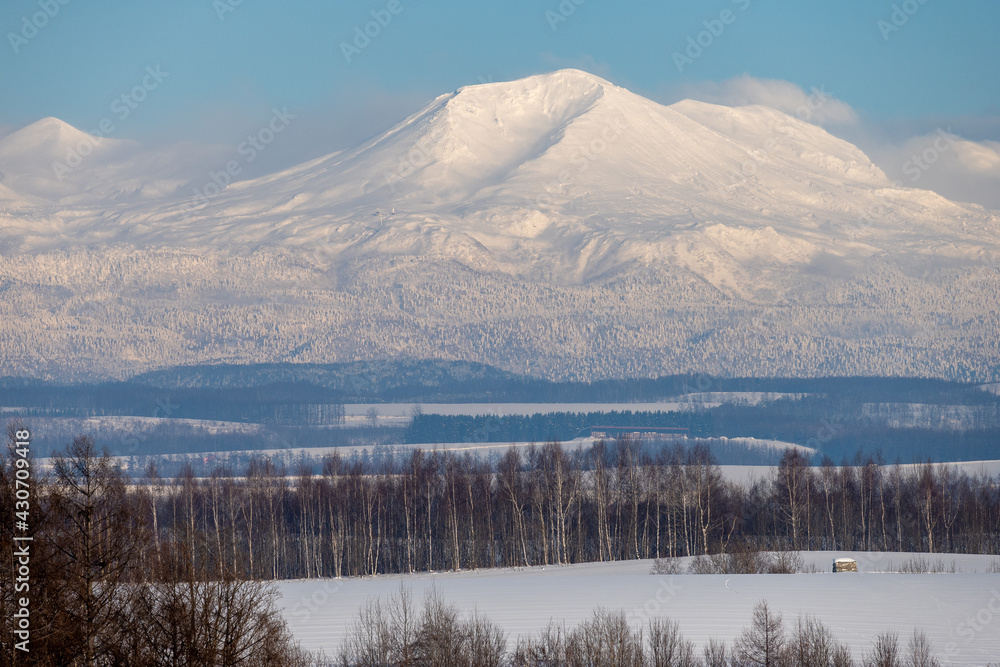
119;572;311;666
703;638;729;667
916;464;939;553
413;588;469;667
50;435;149;667
339;594;394;666
865;631;901;667
775;449;810;550
687;443;725;556
339;586;505;667
574;609;645;667
498;448;530;567
735;600;787;667
906;629;940;667
647;617;698;667
790;615;851;667
366;407;380;431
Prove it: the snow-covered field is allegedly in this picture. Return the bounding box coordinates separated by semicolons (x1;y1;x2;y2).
150;436;815;470
716;460;1000;484
277;552;1000;665
345;394;808;424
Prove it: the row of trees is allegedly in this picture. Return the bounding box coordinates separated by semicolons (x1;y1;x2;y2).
339;588;952;667
112;437;1000;580
0;425;311;666
405;405;1000;464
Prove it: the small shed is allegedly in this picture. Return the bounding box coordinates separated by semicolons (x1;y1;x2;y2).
833;557;858;573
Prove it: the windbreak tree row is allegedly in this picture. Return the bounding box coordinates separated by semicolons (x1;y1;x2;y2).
59;437;1000;582
339;590;948;667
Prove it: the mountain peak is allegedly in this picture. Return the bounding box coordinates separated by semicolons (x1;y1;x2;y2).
445;68;612;118
0;117;145;203
0;117;108;157
444;69;624;120
458;68;614;95
4;70;990;269
28;116;81;133
179;69;959;252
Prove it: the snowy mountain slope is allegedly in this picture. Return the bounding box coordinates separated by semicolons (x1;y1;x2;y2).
7;71;996;269
0;181;41;207
0;117;223;205
0;69;998;381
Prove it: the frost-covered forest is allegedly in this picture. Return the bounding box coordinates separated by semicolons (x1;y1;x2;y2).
1;248;998;382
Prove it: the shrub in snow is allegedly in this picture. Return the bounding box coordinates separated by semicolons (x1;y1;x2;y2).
684;548;806;575
649;557;684;575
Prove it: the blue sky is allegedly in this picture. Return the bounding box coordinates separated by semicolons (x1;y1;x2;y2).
2;0;999;205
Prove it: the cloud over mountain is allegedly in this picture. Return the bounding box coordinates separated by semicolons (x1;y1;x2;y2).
669;75;859;126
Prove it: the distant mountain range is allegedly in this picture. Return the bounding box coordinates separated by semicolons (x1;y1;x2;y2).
0;70;997;381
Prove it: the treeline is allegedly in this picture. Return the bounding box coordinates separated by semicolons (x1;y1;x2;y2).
339;589;955;667
0;426;312;666
109;365;1000;404
66;423;392;460
0;378;347;426
31;434;997;583
405;402;1000;462
405;411;702;445
5;365;997;421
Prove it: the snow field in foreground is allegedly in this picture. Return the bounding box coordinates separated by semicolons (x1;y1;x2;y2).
277;551;1000;665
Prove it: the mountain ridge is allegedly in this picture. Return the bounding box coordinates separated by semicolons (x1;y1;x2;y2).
0;69;997;381
4;69;995;279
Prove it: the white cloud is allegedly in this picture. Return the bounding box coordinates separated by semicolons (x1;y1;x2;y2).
671;74;859;125
657;75;999;210
868;132;1000;210
953;139;1000;172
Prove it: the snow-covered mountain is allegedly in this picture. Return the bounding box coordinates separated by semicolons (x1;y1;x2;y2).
0;117;223;205
1;70;998;381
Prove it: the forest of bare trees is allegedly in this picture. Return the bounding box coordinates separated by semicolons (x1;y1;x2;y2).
191;440;994;578
0;424;312;667
23;435;998;583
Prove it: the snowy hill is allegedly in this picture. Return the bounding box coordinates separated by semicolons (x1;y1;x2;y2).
277;553;1000;664
0;70;998;381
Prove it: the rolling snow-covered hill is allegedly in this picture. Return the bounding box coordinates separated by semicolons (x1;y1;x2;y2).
276;553;1000;664
0;70;998;381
